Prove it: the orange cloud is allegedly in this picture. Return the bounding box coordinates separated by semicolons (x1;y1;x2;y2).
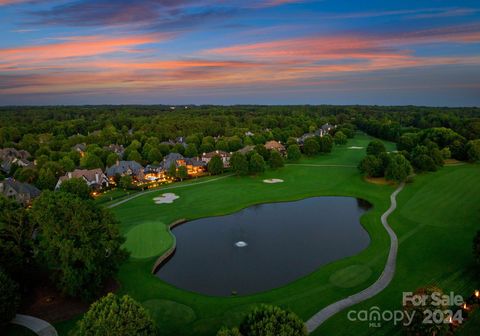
0;34;166;63
2;24;480;97
0;0;30;5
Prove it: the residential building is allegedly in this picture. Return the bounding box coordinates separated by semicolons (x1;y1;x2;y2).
1;157;34;174
0;178;41;206
237;145;255;155
72;143;87;157
0;148;31;161
105;160;144;182
264;140;286;154
56;168;109;190
105;144;125;157
297;124;335;145
162;153;206;176
201;150;231;167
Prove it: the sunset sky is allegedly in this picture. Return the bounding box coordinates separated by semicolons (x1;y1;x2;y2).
1;0;479;105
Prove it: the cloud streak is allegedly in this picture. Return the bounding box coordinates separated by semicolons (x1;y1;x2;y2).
1;1;479;104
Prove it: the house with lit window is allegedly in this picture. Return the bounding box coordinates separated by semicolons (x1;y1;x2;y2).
55;168;109;190
201;150;231;168
105;160;144;184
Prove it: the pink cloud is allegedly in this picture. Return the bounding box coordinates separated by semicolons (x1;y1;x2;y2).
0;33;168;64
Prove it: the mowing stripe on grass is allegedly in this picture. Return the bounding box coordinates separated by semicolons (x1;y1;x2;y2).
306;182;404;333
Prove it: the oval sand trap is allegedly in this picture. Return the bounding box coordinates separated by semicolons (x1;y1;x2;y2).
263;178;284;184
154;193;180;204
348;146;364;149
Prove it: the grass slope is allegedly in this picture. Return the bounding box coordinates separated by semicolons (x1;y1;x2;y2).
56;133;480;335
314;163;480;335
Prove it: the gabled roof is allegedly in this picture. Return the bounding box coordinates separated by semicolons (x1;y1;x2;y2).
298;133;315;142
72;143;87;151
237;145;255;154
185;157;206;167
264;140;286;151
0;148;31;161
59;168;105;184
321;123;335;131
105;144;125;153
106;161;143;176
1;178;41;198
202;150;231;158
163;153;185;168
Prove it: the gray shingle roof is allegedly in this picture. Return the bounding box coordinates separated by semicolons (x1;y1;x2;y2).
2;178;41;198
105;161;143;177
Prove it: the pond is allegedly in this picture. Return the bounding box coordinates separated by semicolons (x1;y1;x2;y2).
155;196;372;296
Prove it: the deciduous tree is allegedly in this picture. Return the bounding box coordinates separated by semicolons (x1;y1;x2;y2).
208;155;224;175
287;145;301;162
230;152;249;176
366;140;386;156
303;138;319;156
59;178;91;200
249;153;266;174
269;151;284;169
385;154;412;182
31;192;127;300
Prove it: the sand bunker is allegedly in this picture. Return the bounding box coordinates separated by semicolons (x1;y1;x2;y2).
154;193;180;204
348;146;364;149
263;178;284;184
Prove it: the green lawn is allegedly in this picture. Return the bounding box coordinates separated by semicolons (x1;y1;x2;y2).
55;133;480;335
314;163;480;335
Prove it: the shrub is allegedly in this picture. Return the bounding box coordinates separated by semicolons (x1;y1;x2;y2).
75;293;157;336
239;305;307;336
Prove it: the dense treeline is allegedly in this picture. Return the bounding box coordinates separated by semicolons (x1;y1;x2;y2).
1;105;479;188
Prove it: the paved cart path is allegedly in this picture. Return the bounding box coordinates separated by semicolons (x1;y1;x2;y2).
11;314;58;336
306;182;405;333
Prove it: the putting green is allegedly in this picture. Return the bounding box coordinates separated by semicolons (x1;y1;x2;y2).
329;265;373;288
124;222;169;259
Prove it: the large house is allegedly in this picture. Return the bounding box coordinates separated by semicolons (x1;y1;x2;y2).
1;157;34;174
264;140;286;154
106;161;144;182
72;143;87;157
160;137;187;148
237;145;255;155
163;153;206;176
297;123;336;145
0;178;41;206
56;168;109;190
184;157;207;175
0;148;31;161
201;150;231;167
0;148;33;173
104;144;125;158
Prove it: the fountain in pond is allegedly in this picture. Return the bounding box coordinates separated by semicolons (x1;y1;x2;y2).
235;241;248;247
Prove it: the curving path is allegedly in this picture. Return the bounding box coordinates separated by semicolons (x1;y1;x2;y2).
11;314;58;336
306;182;405;333
108;174;233;208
